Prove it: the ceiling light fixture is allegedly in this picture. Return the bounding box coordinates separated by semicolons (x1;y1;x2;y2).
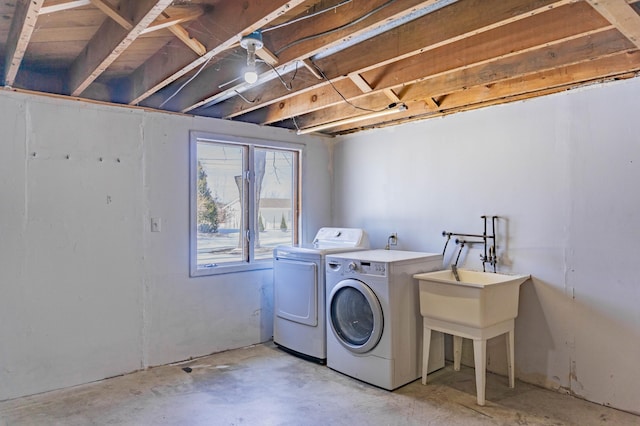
240;31;263;85
296;103;408;135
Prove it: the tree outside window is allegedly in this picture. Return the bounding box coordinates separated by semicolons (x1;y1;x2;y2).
190;133;300;276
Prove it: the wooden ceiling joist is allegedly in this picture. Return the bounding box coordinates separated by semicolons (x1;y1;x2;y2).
424;97;440;111
349;73;373;93
127;0;309;106
2;0;640;135
588;0;640;48
329;51;640;133
207;0;579;121
436;51;640;111
401;28;635;102
4;0;46;87
293;91;394;129
264;0;446;65
67;0;173;96
90;0;133;30
174;0;450;114
383;89;401;103
165;24;206;57
302;59;323;79
142;8;206;35
39;0;91;15
230;0;612;126
277;27;634;129
256;46;279;66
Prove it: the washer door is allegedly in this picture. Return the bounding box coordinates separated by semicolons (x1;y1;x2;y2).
328;279;383;354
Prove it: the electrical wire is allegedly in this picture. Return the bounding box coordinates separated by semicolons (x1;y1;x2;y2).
158;0;395;111
159;54;214;108
264;60;298;91
311;61;391;113
291;115;301;131
262;0;354;33
274;0;397;56
234;90;257;104
231;60;299;105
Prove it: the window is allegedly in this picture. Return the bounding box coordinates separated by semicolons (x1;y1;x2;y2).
190;132;300;276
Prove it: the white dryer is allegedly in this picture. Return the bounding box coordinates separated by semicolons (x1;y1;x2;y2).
273;228;369;363
325;249;445;390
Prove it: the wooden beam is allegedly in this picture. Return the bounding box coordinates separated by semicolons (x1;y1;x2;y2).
4;0;45;87
587;0;640;48
210;0;574;119
302;59;323;79
90;0;133;30
127;0;309;106
40;0;91;15
401;29;634;101
163;65;321;114
261;28;633;128
231;2;613;125
436;51;640;110
141;7;205;34
306;99;430;134
311;0;578;86
424;97;440;110
362;3;611;89
329;51;640;133
67;0;173;96
293;92;394;129
256;47;279;66
268;0;449;66
243;78;358;125
349;73;373;93
383;88;401;103
166;24;207;56
160;0;452;113
140;9;208;56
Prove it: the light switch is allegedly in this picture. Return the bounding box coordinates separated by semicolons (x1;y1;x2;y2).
151;217;161;232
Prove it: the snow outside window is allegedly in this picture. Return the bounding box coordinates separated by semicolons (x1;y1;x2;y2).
190;132;300;276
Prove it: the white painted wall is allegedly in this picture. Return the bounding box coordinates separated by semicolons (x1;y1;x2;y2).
0;91;332;401
332;78;640;414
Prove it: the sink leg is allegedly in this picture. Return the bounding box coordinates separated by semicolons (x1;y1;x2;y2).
473;339;486;406
507;329;515;388
453;335;463;371
422;321;431;385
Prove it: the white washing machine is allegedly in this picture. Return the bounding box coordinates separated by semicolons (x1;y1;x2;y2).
273;228;369;363
325;249;445;390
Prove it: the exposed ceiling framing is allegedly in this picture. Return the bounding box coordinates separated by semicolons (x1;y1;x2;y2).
1;0;639;135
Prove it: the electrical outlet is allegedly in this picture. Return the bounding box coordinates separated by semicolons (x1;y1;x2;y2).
389;233;398;245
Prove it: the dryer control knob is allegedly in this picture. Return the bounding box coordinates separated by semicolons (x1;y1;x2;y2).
348;262;358;272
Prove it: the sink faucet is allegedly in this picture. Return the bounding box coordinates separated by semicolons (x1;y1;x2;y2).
451;264;461;282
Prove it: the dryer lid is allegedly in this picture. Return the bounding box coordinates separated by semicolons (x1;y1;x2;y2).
312;227;369;249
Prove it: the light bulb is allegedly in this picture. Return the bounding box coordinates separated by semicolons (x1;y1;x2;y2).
240;32;263;85
244;68;258;84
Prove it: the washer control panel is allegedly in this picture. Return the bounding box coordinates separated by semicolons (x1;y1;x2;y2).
358;261;386;276
327;259;387;277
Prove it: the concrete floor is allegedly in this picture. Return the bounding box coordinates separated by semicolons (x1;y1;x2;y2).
1;342;638;426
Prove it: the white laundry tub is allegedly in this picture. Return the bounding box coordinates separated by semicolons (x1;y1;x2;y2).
413;269;531;405
413;269;530;328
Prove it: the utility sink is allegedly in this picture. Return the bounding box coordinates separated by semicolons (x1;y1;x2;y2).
413;269;531;406
413;269;530;328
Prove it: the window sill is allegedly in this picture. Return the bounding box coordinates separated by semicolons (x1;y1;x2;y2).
190;259;274;277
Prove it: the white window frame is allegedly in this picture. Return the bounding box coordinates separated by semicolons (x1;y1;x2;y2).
189;131;301;276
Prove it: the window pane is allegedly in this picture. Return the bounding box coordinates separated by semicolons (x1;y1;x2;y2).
190;132;300;276
196;142;246;268
254;148;295;260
